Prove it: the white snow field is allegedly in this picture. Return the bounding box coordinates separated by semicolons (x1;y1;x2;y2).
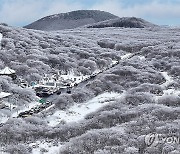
30;91;126;154
30;140;62;154
29;92;126;154
47;92;126;127
153;72;180;102
160;72;180;95
121;53;133;60
160;72;174;87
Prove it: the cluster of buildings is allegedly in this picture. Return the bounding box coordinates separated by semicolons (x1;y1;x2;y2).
33;71;90;96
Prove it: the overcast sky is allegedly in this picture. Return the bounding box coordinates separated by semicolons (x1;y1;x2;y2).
0;0;180;27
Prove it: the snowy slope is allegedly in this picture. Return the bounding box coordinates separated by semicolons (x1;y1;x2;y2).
47;92;126;127
86;17;158;28
1;22;180;154
24;10;118;31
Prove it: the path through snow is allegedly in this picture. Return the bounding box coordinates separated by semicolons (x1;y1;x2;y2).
160;72;180;96
153;72;180;102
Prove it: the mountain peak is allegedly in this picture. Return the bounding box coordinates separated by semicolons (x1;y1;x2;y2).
24;10;118;31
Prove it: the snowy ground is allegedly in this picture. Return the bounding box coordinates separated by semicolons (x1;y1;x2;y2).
160;72;174;87
29;91;126;154
0;115;9;124
154;72;180;101
121;53;133;60
60;72;90;85
160;72;180;95
46;92;126;127
30;140;62;154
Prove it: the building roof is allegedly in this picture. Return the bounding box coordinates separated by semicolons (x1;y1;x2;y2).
0;67;16;75
0;92;11;99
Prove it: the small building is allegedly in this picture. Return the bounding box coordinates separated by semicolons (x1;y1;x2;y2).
0;67;17;80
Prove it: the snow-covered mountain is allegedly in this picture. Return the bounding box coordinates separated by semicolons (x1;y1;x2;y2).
86;17;158;28
0;14;180;154
24;10;118;31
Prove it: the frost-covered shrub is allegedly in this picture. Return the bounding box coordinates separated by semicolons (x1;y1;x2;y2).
94;149;111;154
78;50;91;59
115;43;133;52
0;50;11;64
59;128;127;154
97;40;115;49
1;38;10;48
14;64;30;76
83;59;97;72
79;66;91;75
25;116;47;126
100;52;118;59
71;88;93;103
54;94;74;109
10;87;36;105
86;79;108;95
125;81;140;89
96;59;108;69
151;105;180;121
0;117;49;144
40;41;50;49
5;144;32;154
129;83;163;95
2;39;15;50
170;66;180;76
102;74;120;83
125;93;153;106
0;60;4;69
112;67;134;76
25;73;41;83
157;95;180;107
0;76;12;91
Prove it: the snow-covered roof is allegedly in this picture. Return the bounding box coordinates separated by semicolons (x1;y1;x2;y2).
0;92;11;99
0;67;16;75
